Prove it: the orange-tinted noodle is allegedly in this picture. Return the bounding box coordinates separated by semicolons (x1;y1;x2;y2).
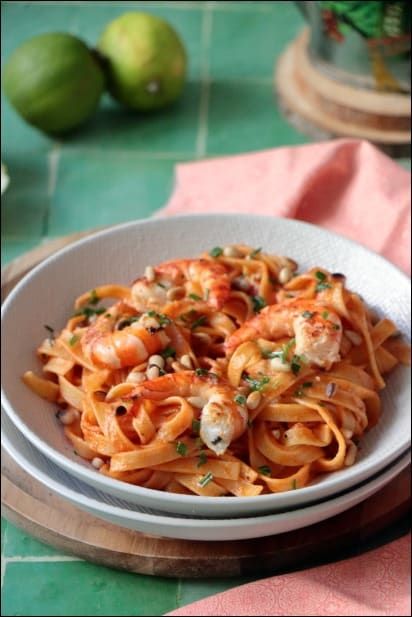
23;246;410;496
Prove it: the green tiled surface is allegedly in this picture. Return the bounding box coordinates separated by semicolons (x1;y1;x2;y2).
1;2;410;616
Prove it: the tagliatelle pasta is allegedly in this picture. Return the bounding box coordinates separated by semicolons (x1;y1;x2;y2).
23;245;410;497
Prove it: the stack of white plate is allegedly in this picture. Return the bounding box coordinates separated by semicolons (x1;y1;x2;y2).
2;216;411;541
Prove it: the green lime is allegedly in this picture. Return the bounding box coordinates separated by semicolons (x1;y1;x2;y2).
98;12;187;111
3;33;105;134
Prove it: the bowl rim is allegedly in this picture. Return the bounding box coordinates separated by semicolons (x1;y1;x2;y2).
1;411;410;530
1;213;411;514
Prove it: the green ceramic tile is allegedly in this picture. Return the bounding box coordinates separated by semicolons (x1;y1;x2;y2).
178;576;254;606
207;82;308;155
63;82;200;155
209;2;301;79
1;236;42;266
48;152;178;235
1;562;178;616
1;3;78;59
1;154;49;239
71;3;203;81
3;523;68;558
1;518;8;548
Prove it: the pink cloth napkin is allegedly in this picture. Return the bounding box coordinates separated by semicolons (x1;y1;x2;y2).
166;534;411;617
161;138;411;275
161;138;411;617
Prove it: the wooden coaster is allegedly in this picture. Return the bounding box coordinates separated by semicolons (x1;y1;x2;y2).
275;29;411;156
1;232;411;578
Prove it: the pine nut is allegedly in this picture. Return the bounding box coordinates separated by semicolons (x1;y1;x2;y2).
180;354;193;369
345;330;362;346
269;357;291;372
246;391;262;410
223;246;241;258
92;457;104;469
278;267;292;285
187;396;206;408
193;332;212;345
146;365;160;380
232;276;250;292
171;361;184;372
144;265;155;282
149;354;165;370
272;429;281;440
56;409;79;425
341;428;353;440
167;286;185;301
126;371;146;384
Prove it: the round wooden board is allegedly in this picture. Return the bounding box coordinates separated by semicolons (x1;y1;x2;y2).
275;29;411;157
1;231;411;578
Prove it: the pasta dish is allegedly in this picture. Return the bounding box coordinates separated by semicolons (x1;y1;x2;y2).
23;245;410;497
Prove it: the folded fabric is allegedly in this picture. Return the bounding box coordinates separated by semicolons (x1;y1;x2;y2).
161;139;411;617
161;138;411;275
166;533;411;616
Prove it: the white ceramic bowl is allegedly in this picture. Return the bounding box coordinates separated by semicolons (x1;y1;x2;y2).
2;412;410;541
1;215;411;518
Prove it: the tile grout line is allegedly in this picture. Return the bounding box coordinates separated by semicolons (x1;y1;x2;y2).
43;142;61;239
195;5;213;159
1;523;9;591
4;556;84;563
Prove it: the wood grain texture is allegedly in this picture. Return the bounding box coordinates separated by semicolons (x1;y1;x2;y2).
1;231;410;578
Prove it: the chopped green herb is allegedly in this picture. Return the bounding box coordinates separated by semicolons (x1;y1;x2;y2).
291;479;297;490
161;346;176;359
117;316;139;330
322;311;329;319
74;306;106;319
189;293;202;301
249;247;262;259
244;374;270;392
191;419;201;434
197;451;208;467
175;441;188;456
89;289;100;305
73;450;79;456
180;309;197;323
290;355;302;375
315;271;326;282
147;310;171;327
191;315;207;330
104;313;112;318
198;471;214;488
204;288;210;301
44;324;55;344
209;247;223;258
69;334;79;347
251;295;267;313
316;282;332;292
234;394;247;405
157;282;167;289
258;465;272;477
333;324;340;330
302;310;315;319
211;436;222;446
294;381;313;396
195;368;209;377
262;349;283;360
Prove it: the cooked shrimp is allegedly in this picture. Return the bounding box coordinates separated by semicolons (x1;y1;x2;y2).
131;372;248;455
131;258;231;311
225;300;342;369
82;305;170;369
